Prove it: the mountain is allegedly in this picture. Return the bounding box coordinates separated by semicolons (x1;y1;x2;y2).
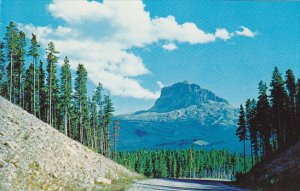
117;81;242;151
149;81;228;113
0;96;139;191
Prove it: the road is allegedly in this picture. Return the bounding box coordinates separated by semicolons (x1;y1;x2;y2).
127;178;246;191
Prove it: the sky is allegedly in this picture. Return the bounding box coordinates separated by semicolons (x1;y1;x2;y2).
1;0;300;114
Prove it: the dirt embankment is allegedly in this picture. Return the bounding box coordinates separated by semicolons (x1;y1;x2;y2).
237;141;300;191
0;96;140;191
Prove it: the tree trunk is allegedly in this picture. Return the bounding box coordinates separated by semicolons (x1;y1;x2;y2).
33;59;36;116
64;107;68;136
79;100;83;143
243;140;246;173
9;52;12;102
49;62;52;126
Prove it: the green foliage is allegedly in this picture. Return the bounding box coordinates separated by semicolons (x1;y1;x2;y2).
46;41;59;127
24;64;35;113
239;67;300;177
60;56;72;136
117;148;251;180
74;64;89;144
0;41;7;96
1;22;115;160
102;95;114;157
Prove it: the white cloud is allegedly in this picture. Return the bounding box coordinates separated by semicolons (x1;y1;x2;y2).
157;81;164;89
162;43;177;51
235;26;257;37
215;28;233;41
19;0;256;100
152;16;216;44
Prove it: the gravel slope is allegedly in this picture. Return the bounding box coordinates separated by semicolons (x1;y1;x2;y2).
0;96;139;191
127;178;246;191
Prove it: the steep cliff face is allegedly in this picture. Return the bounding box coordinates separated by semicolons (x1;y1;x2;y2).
117;81;240;151
149;81;228;113
0;96;139;191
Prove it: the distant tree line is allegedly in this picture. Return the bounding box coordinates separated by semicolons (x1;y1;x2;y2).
0;21;119;157
236;67;300;172
117;148;251;180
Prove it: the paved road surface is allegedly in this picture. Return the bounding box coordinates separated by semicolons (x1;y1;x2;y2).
127;178;246;191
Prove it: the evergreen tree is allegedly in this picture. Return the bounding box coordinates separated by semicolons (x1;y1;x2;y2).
74;64;88;144
94;83;103;153
112;120;120;161
256;81;271;158
90;95;98;149
46;41;59;127
4;22;19;102
60;56;72;136
270;67;289;150
39;61;47;122
285;69;297;144
296;79;300;141
14;31;26;106
172;156;177;177
0;41;6;96
236;104;247;173
145;157;153;177
245;99;254;167
158;156;168;178
102;94;114;157
24;64;34;113
28;34;40;116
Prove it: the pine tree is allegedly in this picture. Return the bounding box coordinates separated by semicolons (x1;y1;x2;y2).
24;64;35;113
15;31;26;106
285;69;297;144
46;41;59;127
158;155;168;178
270;67;289;150
4;22;19;102
245;99;254;167
94;83;103;153
236;104;247;173
39;60;47;122
90;95;98;149
145;157;153;177
172;156;177;177
296;79;300;141
256;81;271;158
112;120;120;161
60;56;72;136
28;34;40;116
74;64;88;144
0;41;6;96
102;94;114;157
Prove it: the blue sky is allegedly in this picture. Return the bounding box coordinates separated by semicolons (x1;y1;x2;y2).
1;0;300;114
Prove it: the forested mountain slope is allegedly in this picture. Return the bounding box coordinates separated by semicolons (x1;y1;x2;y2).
0;96;139;191
237;141;300;191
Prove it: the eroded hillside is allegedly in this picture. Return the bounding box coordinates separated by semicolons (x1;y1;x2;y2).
237;141;300;191
0;96;139;191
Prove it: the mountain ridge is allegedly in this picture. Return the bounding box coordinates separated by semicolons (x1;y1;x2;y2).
116;81;241;151
148;81;229;113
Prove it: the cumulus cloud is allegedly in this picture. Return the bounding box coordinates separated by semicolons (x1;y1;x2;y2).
215;28;233;41
162;43;178;51
19;0;256;100
235;26;257;37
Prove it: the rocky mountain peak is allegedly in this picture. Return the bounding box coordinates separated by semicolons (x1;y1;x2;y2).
148;81;229;113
